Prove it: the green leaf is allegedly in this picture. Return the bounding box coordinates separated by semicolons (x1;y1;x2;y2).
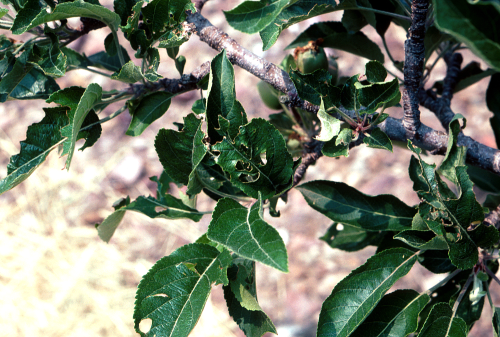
356;78;401;113
317;248;418;337
213;118;295;199
298;180;416;231
206;50;248;143
487;73;500;147
208;195;288;272
322;128;353;158
33;33;66;77
12;0;121;35
114;0;139;26
88;47;131;72
418;250;456;273
417;302;468;337
320;223;385;252
62;47;92;71
315;99;341;142
77;110;101;151
111;60;144;83
468;223;500;247
223;257;277;337
0;47;39;102
351;290;430;337
433;0;500;71
438;115;467;185
141;0;195;40
9;68;60;100
408;142;484;269
0;8;8;18
134;243;232;337
0;107;68;195
96;196;130;243
144;48;162;82
97;186;204;242
494;307;500;337
466;164;500;193
157;26;192;48
286;21;384;62
363;128;393;151
341;74;361;111
224;0;290;34
453;63;497;93
155;113;207;187
260;1;338;50
394;230;449;250
174;55;186;75
127;92;173;136
365;60;387;83
46;84;102;169
289;69;339;106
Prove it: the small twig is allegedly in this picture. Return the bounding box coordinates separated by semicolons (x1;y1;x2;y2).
442;52;463;103
402;0;429;138
293;140;323;187
485;266;500;287
452;273;473;314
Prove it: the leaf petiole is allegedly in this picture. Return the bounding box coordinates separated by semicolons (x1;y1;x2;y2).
351;7;411;22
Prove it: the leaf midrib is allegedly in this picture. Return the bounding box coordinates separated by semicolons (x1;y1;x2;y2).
302;188;414;221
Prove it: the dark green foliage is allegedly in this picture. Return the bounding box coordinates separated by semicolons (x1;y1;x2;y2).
1;2;499;336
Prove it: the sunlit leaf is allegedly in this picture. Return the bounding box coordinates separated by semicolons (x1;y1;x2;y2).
134;243;232;337
208;194;288;272
317;248;417;337
298;180;416;231
224;0;289;34
351;290;430;337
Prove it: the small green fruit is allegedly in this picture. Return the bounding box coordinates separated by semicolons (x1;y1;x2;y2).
257;81;282;110
297;46;329;74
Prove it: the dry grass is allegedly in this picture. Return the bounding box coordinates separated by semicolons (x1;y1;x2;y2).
1;2;499;336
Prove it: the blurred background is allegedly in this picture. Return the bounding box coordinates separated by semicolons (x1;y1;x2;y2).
1;1;499;336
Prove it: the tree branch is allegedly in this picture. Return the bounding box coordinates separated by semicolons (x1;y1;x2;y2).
419;52;462;130
402;0;429;138
293;140;323;187
180;10;500;175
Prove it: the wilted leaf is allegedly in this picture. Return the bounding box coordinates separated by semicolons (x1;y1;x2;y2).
111;60;144;83
394;230;449;250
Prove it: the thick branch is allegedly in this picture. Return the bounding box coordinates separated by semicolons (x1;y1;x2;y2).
419;52;463;130
186;11;301;106
402;0;428;137
182;10;500;175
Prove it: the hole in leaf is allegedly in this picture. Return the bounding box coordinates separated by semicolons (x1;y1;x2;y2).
431;292;437;298
239;174;258;183
155;206;166;213
139;318;152;333
336;223;344;231
152;293;169;298
261;152;267;165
